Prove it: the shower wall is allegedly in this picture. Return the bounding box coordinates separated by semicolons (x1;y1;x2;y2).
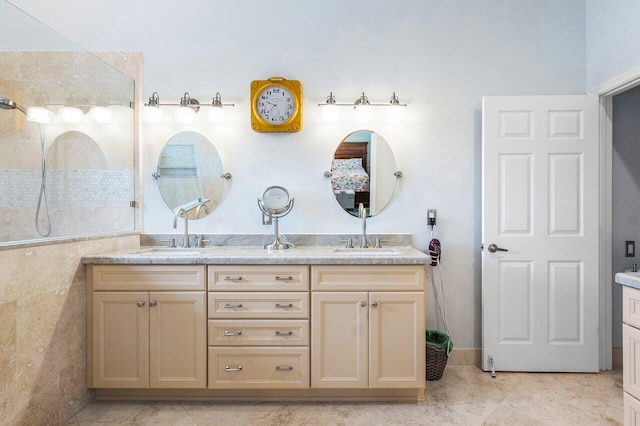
0;51;135;242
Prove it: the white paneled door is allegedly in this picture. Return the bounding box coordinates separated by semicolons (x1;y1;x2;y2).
482;95;599;372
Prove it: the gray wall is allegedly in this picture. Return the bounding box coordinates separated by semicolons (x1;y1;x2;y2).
612;84;640;347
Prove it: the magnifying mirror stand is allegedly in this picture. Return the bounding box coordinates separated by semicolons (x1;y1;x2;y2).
264;215;292;250
257;186;295;251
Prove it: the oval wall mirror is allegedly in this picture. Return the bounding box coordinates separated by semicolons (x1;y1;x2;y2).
156;131;225;219
330;130;397;217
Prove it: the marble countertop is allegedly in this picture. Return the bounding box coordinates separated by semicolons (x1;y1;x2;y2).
615;271;640;290
81;245;430;265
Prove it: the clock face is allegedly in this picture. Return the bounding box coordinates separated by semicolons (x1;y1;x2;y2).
255;85;297;124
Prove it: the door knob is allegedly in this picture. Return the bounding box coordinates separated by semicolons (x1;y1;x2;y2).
487;244;508;253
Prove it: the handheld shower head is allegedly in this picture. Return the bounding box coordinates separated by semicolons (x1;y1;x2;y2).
0;98;28;115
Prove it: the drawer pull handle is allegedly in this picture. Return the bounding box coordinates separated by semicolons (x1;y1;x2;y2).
275;365;293;372
224;330;243;336
275;330;293;336
275;303;293;309
225;365;243;372
224;276;243;281
275;276;293;281
224;303;243;309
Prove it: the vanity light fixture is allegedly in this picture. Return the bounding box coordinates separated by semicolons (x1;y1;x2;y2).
318;92;407;112
175;92;198;123
89;94;113;123
58;95;84;124
26;92;53;123
143;91;235;124
354;92;372;121
142;92;163;123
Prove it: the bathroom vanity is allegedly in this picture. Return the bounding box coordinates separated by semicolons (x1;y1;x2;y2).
616;271;640;423
83;245;428;401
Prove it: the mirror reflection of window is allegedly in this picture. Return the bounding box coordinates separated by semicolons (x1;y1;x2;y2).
156;131;225;220
330;130;397;218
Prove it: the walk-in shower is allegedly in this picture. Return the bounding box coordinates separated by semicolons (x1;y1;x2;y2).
0;97;51;237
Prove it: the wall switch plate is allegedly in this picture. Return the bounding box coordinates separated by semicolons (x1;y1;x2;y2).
626;240;635;257
427;209;437;226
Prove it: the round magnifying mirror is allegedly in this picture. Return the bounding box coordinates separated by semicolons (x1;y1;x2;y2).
156;131;225;219
330;130;397;218
261;186;291;214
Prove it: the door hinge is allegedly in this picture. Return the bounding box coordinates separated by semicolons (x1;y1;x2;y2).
129;200;138;208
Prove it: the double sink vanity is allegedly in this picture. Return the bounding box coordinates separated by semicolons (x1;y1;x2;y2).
82;242;429;401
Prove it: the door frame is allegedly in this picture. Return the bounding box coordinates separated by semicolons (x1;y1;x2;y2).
592;63;640;370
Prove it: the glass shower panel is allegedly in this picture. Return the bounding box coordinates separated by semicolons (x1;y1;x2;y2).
0;0;136;243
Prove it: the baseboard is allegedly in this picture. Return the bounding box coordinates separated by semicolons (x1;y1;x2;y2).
613;347;622;370
447;349;481;368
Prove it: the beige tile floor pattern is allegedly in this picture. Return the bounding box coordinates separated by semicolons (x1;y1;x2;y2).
67;366;624;426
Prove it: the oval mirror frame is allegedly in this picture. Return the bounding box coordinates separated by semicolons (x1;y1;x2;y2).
156;131;225;219
329;130;397;218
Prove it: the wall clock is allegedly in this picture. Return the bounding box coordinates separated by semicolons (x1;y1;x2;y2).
250;77;302;132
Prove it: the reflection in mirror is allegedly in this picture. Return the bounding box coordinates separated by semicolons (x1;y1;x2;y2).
330;130;397;218
156;131;224;219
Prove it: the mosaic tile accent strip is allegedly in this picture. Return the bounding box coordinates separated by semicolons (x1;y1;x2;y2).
0;169;131;206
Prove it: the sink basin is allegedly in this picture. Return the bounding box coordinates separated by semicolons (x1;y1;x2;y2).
140;248;202;256
333;247;400;255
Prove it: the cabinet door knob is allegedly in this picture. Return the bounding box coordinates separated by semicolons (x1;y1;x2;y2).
360;301;366;308
371;301;378;307
136;301;145;307
149;300;157;307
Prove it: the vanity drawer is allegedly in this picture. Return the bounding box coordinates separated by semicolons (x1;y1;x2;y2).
208;347;309;389
91;265;206;291
208;292;309;319
208;320;309;346
311;265;425;291
624;286;640;329
208;265;309;291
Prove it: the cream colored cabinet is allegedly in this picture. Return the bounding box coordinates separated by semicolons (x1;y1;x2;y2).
311;265;425;389
623;285;640;424
88;265;207;389
207;265;310;389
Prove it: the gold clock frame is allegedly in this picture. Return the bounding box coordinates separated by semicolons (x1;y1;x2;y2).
250;77;302;132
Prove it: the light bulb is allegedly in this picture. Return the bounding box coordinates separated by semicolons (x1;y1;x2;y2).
207;106;226;123
26;107;53;123
322;104;339;122
89;106;113;123
58;106;83;124
142;106;163;123
174;106;196;123
387;105;405;122
355;104;372;121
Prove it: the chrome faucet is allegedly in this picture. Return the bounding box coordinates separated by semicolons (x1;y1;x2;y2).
173;208;190;248
359;203;368;248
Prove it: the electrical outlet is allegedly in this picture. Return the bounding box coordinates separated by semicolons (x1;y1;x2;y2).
427;209;437;226
626;240;635;257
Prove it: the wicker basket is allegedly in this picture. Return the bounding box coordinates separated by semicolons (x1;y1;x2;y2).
426;330;451;381
426;345;449;381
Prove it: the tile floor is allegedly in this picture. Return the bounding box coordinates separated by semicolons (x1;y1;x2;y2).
67;366;623;425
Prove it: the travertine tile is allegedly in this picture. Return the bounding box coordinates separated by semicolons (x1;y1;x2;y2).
185;402;285;426
602;403;624;425
482;405;548;425
0;300;17;394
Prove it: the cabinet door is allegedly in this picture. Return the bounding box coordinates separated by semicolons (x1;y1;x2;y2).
149;291;206;388
311;292;368;388
369;292;425;388
92;292;149;388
